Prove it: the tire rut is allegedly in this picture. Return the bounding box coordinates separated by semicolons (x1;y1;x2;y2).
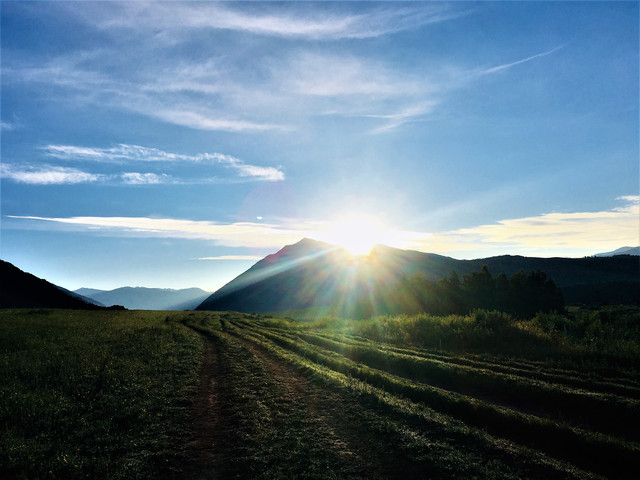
173;334;222;479
233;329;401;479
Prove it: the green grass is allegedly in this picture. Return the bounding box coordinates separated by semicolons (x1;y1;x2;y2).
238;325;638;476
227;323;599;480
0;309;203;479
2;307;638;479
183;322;353;479
287;330;640;441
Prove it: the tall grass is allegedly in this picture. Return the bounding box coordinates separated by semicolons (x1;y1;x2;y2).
276;307;640;375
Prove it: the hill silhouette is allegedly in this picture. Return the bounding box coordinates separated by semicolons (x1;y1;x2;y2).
0;260;103;309
594;246;640;257
196;239;640;314
75;286;210;310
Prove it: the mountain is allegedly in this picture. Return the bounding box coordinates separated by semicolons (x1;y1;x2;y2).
196;238;640;313
594;246;640;257
75;286;210;310
75;288;106;299
0;260;102;309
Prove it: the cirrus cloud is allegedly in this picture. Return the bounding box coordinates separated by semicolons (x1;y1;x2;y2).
43;143;285;182
0;164;104;185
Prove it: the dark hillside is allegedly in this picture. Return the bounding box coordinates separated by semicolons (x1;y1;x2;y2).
0;260;102;309
197;240;640;314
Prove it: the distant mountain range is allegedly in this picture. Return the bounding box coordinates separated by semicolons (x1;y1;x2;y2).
0;259;208;311
75;287;210;310
1;260;102;309
197;239;640;313
594;246;640;257
2;240;638;313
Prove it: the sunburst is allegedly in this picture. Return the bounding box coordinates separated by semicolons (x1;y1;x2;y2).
319;213;390;256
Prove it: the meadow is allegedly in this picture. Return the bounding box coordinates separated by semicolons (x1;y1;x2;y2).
2;307;639;479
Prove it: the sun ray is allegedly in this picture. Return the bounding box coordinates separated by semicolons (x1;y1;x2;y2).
317;213;390;256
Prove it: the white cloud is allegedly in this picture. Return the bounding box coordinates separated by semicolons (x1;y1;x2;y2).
284;54;425;98
95;3;462;40
4;57;286;134
8;197;639;257
4;2;564;139
6;216;307;249
3;4;465;136
121;172;171;185
268;52;441;133
153;109;290;133
43;143;285;182
365;102;438;134
1;164;104;185
408;196;640;257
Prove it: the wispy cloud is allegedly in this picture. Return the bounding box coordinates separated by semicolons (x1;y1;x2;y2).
4;56;288;134
1;121;18;131
6;216;307;249
94;2;463;40
283;53;426;98
479;45;567;76
121;172;170;185
1;164;104;185
4;1;560;138
408;196;640;257
364;102;438;134
7;197;638;257
153;109;290;133
0;163;179;186
2;3;467;136
268;52;442;133
43;143;285;182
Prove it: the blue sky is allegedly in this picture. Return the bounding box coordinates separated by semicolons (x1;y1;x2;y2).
1;1;638;291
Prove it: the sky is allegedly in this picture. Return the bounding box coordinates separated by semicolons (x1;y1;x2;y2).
1;1;638;292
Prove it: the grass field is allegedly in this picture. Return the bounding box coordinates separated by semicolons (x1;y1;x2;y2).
2;307;639;479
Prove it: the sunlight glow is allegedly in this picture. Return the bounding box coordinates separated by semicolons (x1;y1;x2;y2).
318;214;390;256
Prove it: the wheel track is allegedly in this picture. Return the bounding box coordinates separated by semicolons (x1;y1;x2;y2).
238;323;639;479
229;326;395;479
171;333;223;479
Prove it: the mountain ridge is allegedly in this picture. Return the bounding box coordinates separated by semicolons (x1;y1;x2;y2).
594;246;640;257
75;286;210;310
197;239;640;313
1;260;103;309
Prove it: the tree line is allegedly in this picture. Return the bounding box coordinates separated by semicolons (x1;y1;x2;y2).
333;266;564;319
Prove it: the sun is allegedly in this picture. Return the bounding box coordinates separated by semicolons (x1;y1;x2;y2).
320;214;389;256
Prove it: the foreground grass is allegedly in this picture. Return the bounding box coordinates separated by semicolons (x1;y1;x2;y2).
0;309;203;479
2;307;638;479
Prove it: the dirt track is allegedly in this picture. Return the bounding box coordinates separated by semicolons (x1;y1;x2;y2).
176;335;223;479
238;334;392;479
177;329;406;479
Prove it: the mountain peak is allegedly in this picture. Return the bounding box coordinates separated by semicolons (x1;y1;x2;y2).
262;238;336;264
292;237;335;250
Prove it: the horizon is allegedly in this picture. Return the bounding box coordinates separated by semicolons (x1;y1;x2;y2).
1;1;638;291
65;240;640;293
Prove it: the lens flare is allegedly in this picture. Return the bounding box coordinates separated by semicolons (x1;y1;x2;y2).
319;214;389;256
